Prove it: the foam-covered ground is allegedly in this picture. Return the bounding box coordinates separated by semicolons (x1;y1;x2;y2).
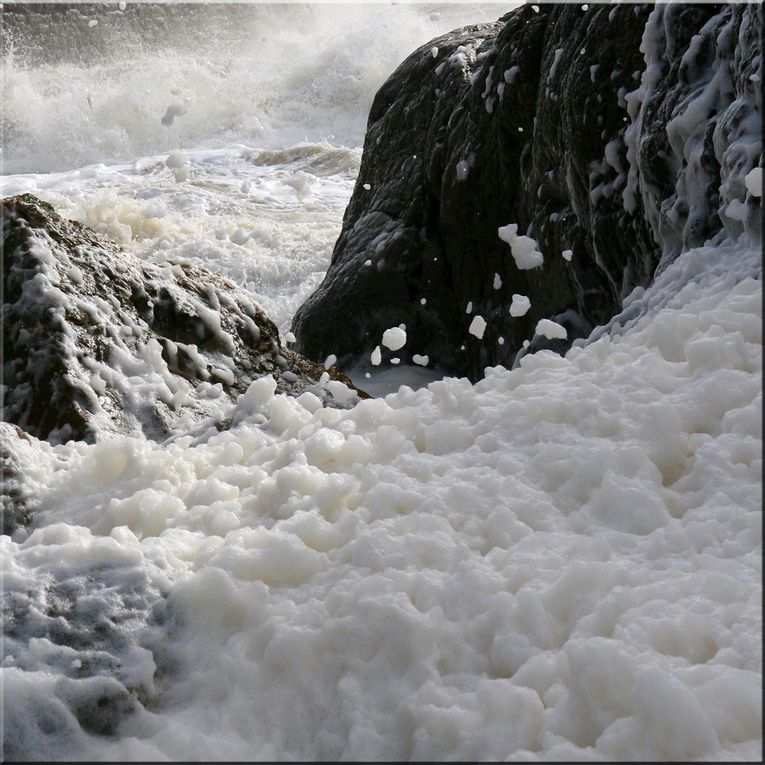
4;232;761;761
1;2;762;761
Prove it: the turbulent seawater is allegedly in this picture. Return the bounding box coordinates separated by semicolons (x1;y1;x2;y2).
2;1;510;356
1;2;762;762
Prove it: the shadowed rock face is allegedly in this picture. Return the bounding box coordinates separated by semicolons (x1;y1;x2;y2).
2;194;365;446
292;2;761;381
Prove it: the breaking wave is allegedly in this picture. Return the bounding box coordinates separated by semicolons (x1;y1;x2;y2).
1;2;511;173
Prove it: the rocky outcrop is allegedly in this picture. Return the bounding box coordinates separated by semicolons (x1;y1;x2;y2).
292;2;762;380
1;425;39;535
2;194;365;446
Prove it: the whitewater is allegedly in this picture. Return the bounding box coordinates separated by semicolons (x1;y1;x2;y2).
1;1;762;761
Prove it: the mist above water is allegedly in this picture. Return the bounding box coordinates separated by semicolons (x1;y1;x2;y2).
2;2;513;174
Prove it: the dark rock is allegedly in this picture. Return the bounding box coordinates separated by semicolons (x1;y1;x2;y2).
2;194;366;446
292;2;761;381
0;424;40;535
54;675;137;736
2;535;167;753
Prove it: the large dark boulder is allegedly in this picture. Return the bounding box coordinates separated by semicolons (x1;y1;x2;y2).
2;194;365;447
292;2;761;380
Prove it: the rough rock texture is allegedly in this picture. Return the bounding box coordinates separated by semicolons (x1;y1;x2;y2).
1;503;169;758
1;425;40;535
292;2;762;380
2;194;365;446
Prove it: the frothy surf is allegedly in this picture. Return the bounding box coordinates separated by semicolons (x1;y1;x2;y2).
1;2;761;762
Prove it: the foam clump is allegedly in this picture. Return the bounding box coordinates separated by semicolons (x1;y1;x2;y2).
510;293;531;317
535;318;567;340
381;326;407;351
164;150;189;181
468;314;487;339
744;167;762;197
497;223;544;269
236;375;278;414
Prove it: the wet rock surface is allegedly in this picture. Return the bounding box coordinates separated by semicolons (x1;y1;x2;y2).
1;534;168;760
1;424;41;535
292;2;761;380
2;194;365;446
